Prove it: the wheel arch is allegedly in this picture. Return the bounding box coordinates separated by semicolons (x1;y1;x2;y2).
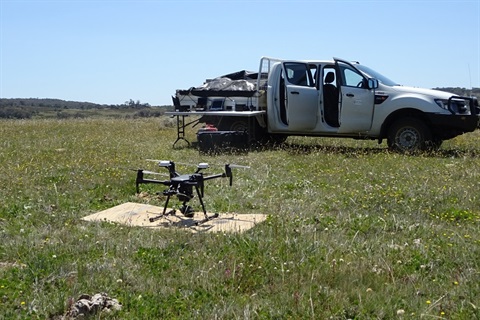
379;108;432;141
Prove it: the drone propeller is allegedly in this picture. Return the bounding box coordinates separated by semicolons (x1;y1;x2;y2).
228;164;251;169
139;170;168;176
145;159;165;162
145;159;174;167
146;159;250;171
128;168;166;175
146;159;192;167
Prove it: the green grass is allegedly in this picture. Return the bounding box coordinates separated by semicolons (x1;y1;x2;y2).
1;118;479;319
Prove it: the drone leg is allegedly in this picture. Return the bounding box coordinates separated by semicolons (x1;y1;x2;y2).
194;186;208;219
135;170;144;194
162;195;171;215
149;195;172;223
194;186;219;224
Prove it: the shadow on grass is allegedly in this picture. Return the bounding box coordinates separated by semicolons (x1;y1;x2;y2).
433;148;480;158
280;143;386;156
261;142;480;158
173;139;480;159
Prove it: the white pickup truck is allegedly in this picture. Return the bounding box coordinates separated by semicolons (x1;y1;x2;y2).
172;57;479;152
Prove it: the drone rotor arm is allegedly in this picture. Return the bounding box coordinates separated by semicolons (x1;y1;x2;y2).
135;169;173;193
202;173;224;181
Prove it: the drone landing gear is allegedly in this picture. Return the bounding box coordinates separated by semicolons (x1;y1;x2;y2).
148;184;219;225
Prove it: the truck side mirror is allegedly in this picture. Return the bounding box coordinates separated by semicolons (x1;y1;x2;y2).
368;78;379;89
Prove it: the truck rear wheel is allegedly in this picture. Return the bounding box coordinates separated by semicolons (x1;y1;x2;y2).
216;118;249;132
387;118;432;153
217;118;260;145
217;118;287;146
228;119;249;132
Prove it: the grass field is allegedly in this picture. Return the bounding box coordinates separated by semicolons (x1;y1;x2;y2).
1;118;479;319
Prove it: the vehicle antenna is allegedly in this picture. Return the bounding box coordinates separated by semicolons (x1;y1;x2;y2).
468;63;472;96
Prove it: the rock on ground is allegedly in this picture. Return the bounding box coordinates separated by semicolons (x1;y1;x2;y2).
54;292;122;319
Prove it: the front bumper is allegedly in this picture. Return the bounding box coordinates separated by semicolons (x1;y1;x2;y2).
429;95;480;138
426;112;479;139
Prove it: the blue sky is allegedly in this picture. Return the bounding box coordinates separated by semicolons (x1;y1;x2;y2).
1;0;479;106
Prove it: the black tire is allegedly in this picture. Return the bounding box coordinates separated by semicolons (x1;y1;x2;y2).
264;133;287;145
426;138;443;151
387;118;432;153
229;120;249;132
217;119;249;132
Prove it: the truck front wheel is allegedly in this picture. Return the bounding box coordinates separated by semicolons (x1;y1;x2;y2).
387;118;432;153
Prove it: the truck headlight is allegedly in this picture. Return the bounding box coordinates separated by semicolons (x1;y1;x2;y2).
434;99;449;110
435;98;469;114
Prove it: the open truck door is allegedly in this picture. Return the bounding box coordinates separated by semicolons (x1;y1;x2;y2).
267;62;318;132
335;58;375;133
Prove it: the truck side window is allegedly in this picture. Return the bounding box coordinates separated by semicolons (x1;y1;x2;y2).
341;66;365;88
284;63;313;87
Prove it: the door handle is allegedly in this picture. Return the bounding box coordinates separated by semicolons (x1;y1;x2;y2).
291;91;300;95
346;93;354;97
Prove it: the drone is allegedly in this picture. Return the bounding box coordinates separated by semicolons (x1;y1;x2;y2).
135;160;248;224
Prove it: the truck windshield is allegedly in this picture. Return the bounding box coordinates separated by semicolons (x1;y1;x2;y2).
356;64;399;86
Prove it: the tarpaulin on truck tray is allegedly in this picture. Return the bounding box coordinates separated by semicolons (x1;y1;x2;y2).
177;70;264;97
221;70;261;80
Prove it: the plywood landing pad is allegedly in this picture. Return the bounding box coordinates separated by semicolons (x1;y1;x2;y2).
82;202;267;233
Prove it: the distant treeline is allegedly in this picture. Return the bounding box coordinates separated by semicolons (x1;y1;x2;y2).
432;87;480;97
0;98;174;119
0;98;170;109
1;88;479;119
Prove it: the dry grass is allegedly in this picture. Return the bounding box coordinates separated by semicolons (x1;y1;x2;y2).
0;118;479;319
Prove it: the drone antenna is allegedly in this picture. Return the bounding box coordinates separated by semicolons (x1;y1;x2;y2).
156;160;177;178
196;162;209;173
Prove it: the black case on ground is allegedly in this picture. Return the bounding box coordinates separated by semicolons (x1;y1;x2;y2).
197;131;248;153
